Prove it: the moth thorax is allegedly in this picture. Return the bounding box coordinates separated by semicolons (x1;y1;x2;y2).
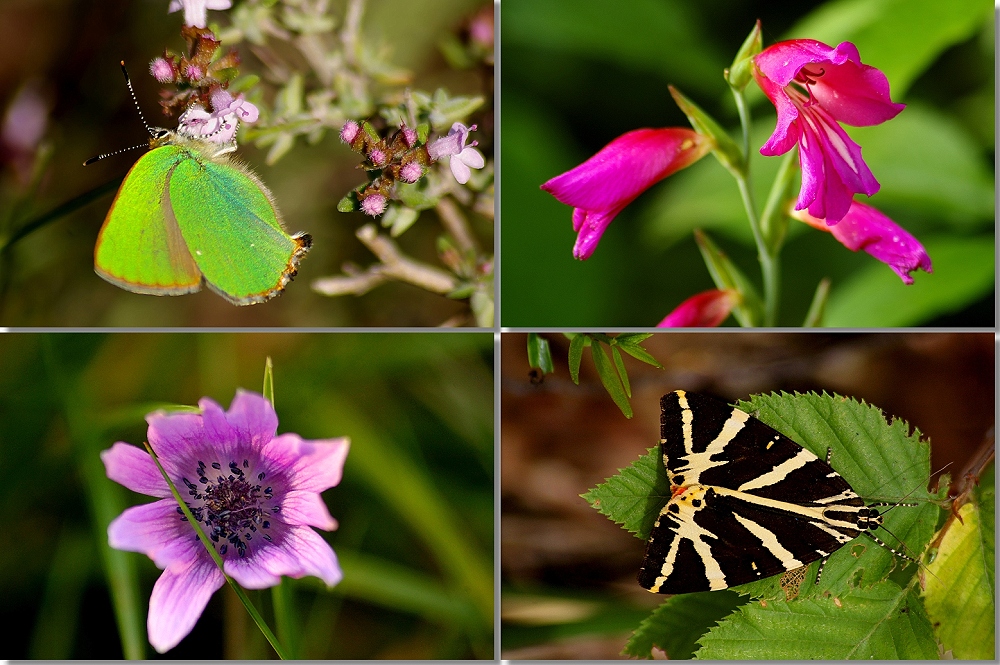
855;507;883;531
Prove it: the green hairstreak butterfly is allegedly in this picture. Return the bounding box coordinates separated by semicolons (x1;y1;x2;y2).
87;63;310;305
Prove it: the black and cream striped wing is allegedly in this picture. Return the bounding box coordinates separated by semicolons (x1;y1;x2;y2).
638;391;866;594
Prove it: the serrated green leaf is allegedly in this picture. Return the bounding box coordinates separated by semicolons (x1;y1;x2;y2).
624;591;747;659
590;343;632;418
526;333;554;374
922;460;994;659
611;346;631;399
568;334;585;385
696;581;937;659
581;447;670;538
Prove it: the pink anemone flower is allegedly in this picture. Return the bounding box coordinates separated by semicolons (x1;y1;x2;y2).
754;39;905;223
657;289;737;327
101;390;348;653
541;128;709;260
792;201;932;284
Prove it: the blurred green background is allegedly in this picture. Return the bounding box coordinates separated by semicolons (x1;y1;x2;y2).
0;0;492;326
0;332;494;658
501;0;994;327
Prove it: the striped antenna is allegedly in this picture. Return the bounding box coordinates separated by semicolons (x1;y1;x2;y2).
82;60;157;166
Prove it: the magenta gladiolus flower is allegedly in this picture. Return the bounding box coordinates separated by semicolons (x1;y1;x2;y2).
792;201;932;284
657;289;736;327
541;128;709;260
754;39;905;223
102;391;348;653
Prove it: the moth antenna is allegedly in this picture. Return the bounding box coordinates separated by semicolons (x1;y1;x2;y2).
83;142;147;166
120;60;156;138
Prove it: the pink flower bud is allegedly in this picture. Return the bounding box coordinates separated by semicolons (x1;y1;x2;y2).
401;125;418;147
360;194;387;216
399;162;423;183
369;149;386;166
149;58;174;83
657;290;737;327
340;120;360;144
185;64;203;81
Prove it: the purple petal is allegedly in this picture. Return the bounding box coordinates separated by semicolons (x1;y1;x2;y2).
450;155;472;184
223;551;282;589
147;557;225;653
101;442;170;498
196;396;243;460
657;289;736;327
794;202;932;284
459;146;485;170
260;525;343;587
108;500;201;570
428;132;463;160
541;128;707;212
754;39;857;89
146;408;214;465
260;434;349;493
755;72;801;157
224;390;278;451
281;490;338;530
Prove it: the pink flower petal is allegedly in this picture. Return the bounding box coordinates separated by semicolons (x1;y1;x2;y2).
657;289;736;327
223;550;282;589
793;201;932;284
450;155;472;184
223;390;279;451
147;558;225;653
108;500;201;570
281;490;338;530
542;128;708;259
101;442;171;498
261;525;343;587
260;434;349;493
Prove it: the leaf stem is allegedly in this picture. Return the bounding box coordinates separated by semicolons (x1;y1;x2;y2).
731;88;779;327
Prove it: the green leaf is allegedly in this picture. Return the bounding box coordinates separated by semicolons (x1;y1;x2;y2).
526;333;554;374
590;342;632;418
803;278;831;327
614;337;664;369
669;85;744;176
581;446;670;539
693;229;762;326
611;346;631;398
824;235;994;327
382;205;420;237
922;461;995;659
697;581;937;659
568;334;586;385
624;591;747;659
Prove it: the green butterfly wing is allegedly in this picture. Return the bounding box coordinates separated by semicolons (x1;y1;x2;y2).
94;145;203;295
167;155;311;305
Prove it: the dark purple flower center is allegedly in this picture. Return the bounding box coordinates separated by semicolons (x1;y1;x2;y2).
176;457;281;558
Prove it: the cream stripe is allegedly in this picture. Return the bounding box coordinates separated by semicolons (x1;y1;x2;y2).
733;513;803;569
738;447;815;491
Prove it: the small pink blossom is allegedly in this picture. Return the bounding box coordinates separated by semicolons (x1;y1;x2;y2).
185;65;203;81
754;39;905;223
178;93;258;144
340;120;360;144
428;122;485;185
360;193;387;216
401;125;418;147
657;289;736;327
792;201;932;284
541;128;709;260
167;0;233;28
102;391;347;653
399;162;423;183
150;58;175;83
369;148;387;166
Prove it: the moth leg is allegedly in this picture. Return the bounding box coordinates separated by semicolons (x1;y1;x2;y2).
814;556;829;585
825;447;832;464
867;532;918;564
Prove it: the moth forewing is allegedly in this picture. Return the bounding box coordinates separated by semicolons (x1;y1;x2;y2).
639;391;933;597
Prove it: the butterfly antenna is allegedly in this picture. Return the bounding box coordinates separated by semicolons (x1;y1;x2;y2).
82;142;148;166
116;61;156;138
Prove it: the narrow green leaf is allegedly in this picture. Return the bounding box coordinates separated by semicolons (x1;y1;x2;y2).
590;343;632;418
568;334;586;385
669;85;744;175
615;341;664;369
611;346;631;399
922;461;995;659
623;591;746;659
262;357;275;407
613;333;654;345
803;278;831;327
526;333;554;374
693;229;762;326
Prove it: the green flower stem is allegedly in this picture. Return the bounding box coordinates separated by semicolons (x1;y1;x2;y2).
142;441;290;660
731;87;779;327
